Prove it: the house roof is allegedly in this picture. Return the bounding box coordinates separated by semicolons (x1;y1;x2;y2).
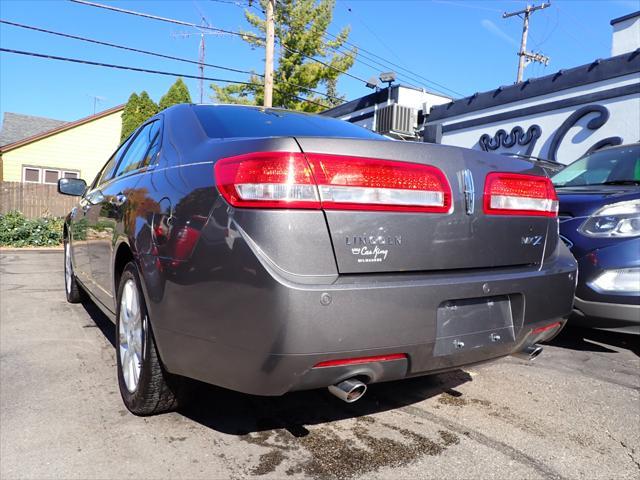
610;11;640;26
0;104;125;153
0;112;67;147
428;49;640;122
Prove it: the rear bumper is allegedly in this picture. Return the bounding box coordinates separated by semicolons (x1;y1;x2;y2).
571;297;640;334
150;244;577;396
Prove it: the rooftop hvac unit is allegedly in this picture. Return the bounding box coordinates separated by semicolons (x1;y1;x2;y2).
376;104;417;137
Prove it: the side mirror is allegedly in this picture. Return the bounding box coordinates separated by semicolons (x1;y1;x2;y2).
58;177;87;196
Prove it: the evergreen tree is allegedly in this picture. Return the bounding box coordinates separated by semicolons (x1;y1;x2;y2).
212;0;356;112
159;78;192;110
138;91;159;120
120;91;159;140
120;92;140;141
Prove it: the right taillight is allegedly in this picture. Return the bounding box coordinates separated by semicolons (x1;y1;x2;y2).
484;172;558;217
215;151;452;213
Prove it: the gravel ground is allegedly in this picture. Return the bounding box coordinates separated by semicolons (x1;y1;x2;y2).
1;250;639;480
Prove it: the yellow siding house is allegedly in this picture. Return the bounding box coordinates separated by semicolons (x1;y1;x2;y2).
0;105;124;185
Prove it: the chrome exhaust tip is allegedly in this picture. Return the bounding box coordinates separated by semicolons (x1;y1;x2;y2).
328;378;367;403
512;344;543;361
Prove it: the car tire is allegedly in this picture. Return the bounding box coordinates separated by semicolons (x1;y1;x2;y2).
116;261;184;416
64;238;83;304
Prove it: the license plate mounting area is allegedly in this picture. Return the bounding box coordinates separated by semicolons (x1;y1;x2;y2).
433;294;519;356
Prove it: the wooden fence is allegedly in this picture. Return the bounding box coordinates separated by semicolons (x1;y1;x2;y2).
0;181;77;218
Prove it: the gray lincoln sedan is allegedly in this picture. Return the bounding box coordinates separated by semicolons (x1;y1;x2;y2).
58;104;577;415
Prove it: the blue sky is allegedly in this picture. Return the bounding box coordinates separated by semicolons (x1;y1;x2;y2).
0;0;638;122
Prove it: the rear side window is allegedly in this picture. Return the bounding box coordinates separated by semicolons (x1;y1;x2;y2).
94;139;130;188
114;120;160;177
193;105;386;140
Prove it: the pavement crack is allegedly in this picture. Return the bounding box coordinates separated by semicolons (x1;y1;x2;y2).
606;431;640;471
398;404;568;480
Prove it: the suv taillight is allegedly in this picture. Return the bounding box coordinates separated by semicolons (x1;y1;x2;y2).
483;172;558;217
215;151;452;213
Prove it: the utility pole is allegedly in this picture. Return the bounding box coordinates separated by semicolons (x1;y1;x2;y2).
503;2;551;83
264;0;275;107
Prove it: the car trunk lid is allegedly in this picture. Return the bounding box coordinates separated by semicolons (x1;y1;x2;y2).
295;137;557;274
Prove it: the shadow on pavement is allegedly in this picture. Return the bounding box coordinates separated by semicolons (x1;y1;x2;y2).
81;299;116;348
78;295;471;435
180;370;471;436
547;325;639;356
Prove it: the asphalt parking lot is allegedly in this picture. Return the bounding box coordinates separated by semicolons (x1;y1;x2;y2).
1;250;639;480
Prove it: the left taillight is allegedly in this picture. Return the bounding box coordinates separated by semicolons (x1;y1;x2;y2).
214;151;452;213
483;172;558;217
214;152;321;209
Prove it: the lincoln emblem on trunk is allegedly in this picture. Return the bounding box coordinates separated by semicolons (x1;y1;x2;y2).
462;169;475;215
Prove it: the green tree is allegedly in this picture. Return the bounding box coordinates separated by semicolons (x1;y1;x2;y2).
120;91;159;140
159;78;192;110
120;92;140;141
211;0;356;112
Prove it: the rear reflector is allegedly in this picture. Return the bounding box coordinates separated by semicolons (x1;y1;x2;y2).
484;172;558;217
215;151;451;213
313;353;407;368
532;321;562;334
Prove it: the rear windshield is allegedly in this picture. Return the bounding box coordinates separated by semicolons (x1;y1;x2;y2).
193;105;386;140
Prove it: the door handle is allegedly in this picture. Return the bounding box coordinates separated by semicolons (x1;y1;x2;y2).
111;193;127;207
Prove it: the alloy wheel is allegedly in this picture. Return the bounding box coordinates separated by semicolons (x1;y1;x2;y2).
119;279;143;393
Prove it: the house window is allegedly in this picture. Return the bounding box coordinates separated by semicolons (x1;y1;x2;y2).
23;168;41;183
21;166;80;184
44;169;60;184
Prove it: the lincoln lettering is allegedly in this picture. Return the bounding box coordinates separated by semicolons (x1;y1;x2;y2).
345;235;402;246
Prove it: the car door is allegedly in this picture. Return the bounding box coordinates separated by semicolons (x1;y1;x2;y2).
77;137;130;302
88;120;162;309
68;193;92;284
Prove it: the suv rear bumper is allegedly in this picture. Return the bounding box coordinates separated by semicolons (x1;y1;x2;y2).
149;243;577;396
572;297;640;334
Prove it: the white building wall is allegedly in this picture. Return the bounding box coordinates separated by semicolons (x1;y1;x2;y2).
612;15;640;56
441;90;640;164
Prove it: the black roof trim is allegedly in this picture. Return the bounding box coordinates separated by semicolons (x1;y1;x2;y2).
428;49;640;122
610;11;640;25
321;84;451;118
320;87;398;118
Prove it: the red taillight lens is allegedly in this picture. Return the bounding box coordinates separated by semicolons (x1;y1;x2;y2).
214;151;321;209
483;172;558;217
307;153;452;213
313;353;408;368
214;151;452;213
532;321;562;334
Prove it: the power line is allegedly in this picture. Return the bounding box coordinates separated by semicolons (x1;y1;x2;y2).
323;30;463;97
0;19;345;104
69;0;264;42
204;0;461;97
0;47;327;108
70;0;372;87
0;19;255;76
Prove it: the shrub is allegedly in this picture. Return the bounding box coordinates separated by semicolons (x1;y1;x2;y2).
0;211;64;247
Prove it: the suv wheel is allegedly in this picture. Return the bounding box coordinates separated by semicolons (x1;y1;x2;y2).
116;262;184;415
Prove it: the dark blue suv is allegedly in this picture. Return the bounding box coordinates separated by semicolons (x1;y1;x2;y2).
552;143;640;334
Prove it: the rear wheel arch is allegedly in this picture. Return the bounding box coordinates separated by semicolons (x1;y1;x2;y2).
114;241;135;295
112;241;158;344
